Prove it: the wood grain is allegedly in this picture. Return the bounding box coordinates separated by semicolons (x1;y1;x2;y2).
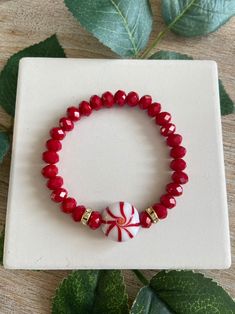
0;1;234;313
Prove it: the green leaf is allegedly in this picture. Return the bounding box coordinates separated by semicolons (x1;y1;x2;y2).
219;80;234;115
149;50;192;60
52;270;129;314
162;0;235;37
0;227;4;265
130;286;173;314
0;34;65;116
149;50;234;115
0;132;10;162
150;270;235;313
64;0;152;57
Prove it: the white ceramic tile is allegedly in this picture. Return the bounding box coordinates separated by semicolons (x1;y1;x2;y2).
4;58;231;269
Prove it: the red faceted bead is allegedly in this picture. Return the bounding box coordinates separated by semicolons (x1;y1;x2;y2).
72;205;86;222
88;211;102;230
42;164;58;178
148;102;161;117
67;106;80;121
59;117;74;131
170;146;186;158
47;176;63;190
90;95;103;110
170;159;186;171
140;211;152;228
166;182;183;196
61;197;77;214
79;101;92;116
160;123;176;137
46;139;62;152
160;194;176;209
42;151;59;164
50;127;66;140
172;171;188;184
155;112;171;126
51;188;68;203
114;90;126;106
152;203;168;219
126;91;139;107
102;91;114;108
167;134;182;147
139;95;152;110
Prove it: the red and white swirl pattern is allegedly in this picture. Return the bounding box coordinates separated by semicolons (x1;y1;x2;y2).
101;202;140;242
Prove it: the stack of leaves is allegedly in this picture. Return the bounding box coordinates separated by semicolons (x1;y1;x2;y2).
51;270;235;313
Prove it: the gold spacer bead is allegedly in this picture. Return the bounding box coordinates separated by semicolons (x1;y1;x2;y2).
81;208;93;225
145;207;159;223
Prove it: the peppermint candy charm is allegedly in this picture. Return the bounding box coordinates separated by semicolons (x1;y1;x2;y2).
101;202;140;242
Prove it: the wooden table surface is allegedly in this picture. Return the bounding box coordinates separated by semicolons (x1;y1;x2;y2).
0;1;234;313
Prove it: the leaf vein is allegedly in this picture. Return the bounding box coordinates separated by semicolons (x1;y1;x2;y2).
110;0;138;55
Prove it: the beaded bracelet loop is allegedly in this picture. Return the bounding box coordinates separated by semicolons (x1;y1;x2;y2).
42;90;188;242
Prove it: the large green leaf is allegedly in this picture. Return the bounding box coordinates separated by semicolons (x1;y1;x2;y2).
162;0;235;37
150;271;235;313
219;80;235;115
150;50;234;115
64;0;152;57
52;270;129;314
0;35;65;116
0;132;10;162
130;286;172;314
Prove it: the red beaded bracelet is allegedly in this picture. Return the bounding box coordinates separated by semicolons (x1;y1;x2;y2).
42;90;188;242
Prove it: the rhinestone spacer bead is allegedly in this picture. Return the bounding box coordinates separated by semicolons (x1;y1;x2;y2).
145;207;159;224
81;208;93;225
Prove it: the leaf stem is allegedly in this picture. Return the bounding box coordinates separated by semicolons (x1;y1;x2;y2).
140;30;166;59
132;270;149;286
140;0;196;59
